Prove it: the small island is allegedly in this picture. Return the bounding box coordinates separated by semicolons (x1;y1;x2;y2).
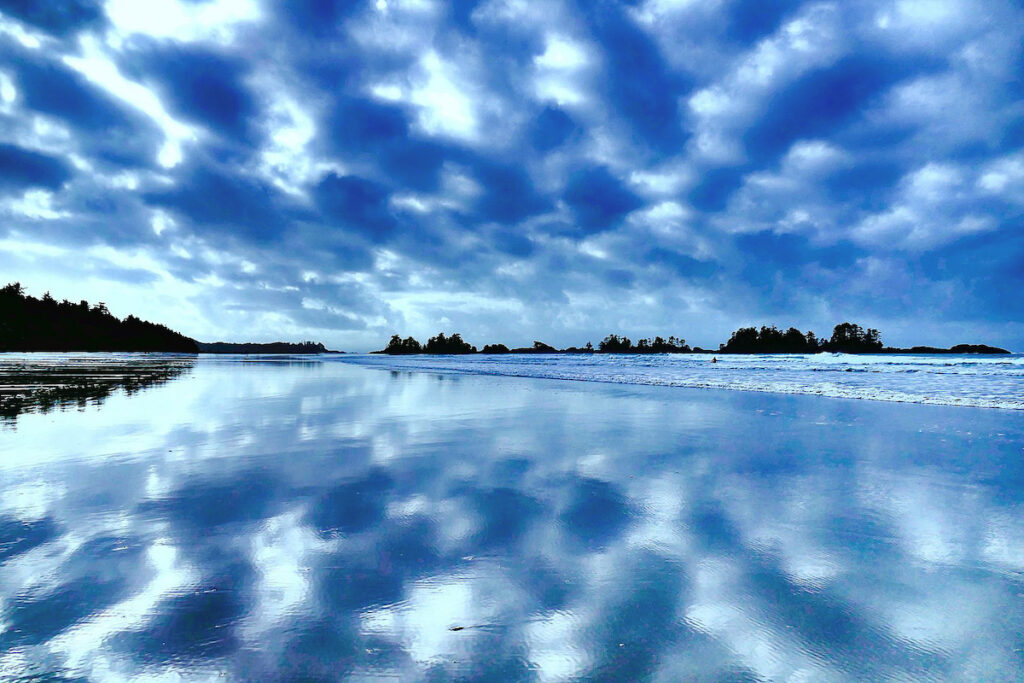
375;323;1010;356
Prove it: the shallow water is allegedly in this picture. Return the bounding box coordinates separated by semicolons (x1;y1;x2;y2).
344;351;1024;410
1;354;1023;680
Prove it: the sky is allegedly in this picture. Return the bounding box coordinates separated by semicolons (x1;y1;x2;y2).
0;0;1022;351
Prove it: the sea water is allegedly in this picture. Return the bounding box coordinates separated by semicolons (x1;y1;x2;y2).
1;354;1023;680
344;351;1024;410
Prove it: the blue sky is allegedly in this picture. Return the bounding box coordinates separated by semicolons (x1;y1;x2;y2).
0;0;1022;350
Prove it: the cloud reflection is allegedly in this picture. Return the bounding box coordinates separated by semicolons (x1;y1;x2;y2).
1;357;1023;679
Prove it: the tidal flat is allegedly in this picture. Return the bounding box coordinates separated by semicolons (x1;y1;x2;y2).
1;354;1023;680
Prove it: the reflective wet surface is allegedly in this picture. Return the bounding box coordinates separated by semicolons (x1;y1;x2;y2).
0;353;195;424
1;354;1023;680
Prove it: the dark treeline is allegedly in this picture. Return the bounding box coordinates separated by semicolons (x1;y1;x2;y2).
0;283;199;353
376;322;1010;355
599;334;691;353
197;341;338;354
887;343;1009;354
378;333;477;355
720;322;881;353
1;283;342;354
376;333;695;355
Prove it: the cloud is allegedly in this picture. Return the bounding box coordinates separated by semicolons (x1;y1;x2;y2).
581;2;690;152
314;172;397;242
743;54;927;164
850;162;1002;250
472;160;551;224
528;105;579;151
0;143;72;193
328;96;410;153
273;0;363;38
144;157;299;242
726;0;803;44
122;41;259;145
0;0;105;36
563;166;643;235
0;0;1022;348
7;48;164;167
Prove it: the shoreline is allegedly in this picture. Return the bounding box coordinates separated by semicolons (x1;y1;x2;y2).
2;350;1021;411
338;352;1024;411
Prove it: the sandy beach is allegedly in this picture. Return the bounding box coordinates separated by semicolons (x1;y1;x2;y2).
1;354;1022;679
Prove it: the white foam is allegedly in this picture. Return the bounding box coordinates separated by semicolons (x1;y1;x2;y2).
339;353;1024;410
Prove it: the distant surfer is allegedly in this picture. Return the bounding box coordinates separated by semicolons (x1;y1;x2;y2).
711;357;717;363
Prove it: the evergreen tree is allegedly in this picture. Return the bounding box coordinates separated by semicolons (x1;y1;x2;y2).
0;282;198;352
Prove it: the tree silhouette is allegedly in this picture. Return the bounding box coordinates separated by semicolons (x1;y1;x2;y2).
825;322;882;353
481;343;510;354
196;340;332;354
0;283;198;353
424;332;477;354
372;322;1003;357
599;334;632;352
377;332;477;354
379;334;423;354
719;325;819;353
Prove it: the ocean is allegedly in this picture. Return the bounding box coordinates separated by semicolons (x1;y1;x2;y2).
343;351;1024;410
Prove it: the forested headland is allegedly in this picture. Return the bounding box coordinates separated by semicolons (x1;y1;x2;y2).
0;284;344;354
0;283;199;353
196;341;339;354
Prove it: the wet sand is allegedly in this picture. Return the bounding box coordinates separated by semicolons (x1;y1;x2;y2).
1;355;1023;679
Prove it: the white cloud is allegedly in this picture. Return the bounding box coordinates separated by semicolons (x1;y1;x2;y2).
347;0;440;54
104;0;262;44
535;34;588;70
0;15;45;48
629;163;694;197
150;209;173;236
410;50;481;140
685;3;846;163
782;140;847;173
2;190;70;220
250;74;318;196
852;204;994;250
847;161;1005;250
978;152;1024;204
473;0;568;27
877;72;1006;149
709;139;850;238
0;70;16;109
534;34;592;106
872;0;988;50
64;37;196;168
